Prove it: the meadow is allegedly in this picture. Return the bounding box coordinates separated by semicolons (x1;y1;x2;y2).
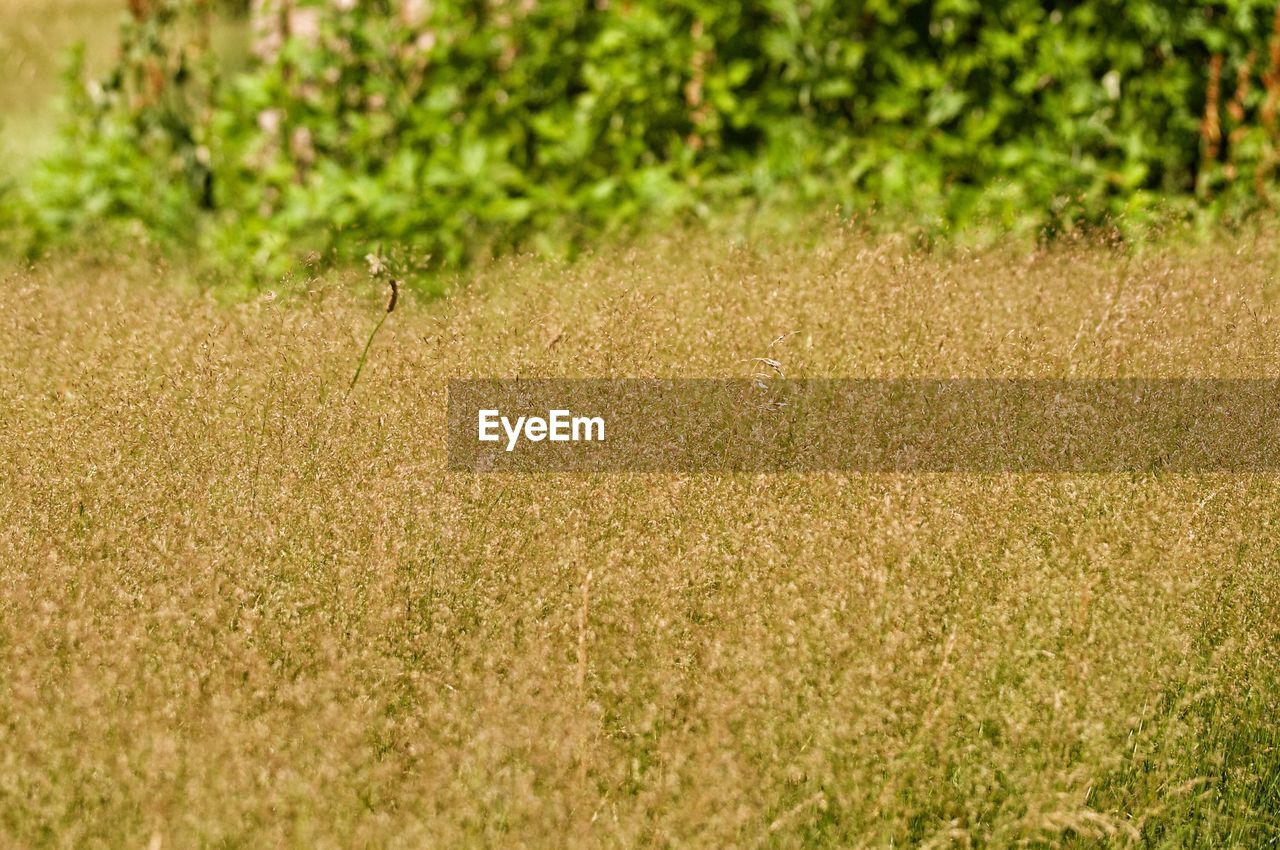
2;1;1279;845
2;227;1279;846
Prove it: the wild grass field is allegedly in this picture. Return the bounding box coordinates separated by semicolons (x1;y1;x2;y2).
2;226;1279;847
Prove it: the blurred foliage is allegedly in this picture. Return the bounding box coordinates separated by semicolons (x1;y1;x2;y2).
9;0;1280;278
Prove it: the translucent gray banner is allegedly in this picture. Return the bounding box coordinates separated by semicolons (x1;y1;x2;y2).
446;379;1280;472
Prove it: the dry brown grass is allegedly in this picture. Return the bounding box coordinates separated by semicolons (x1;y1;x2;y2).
2;225;1280;847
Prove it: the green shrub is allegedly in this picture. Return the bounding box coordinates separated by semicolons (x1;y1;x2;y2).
15;0;1280;279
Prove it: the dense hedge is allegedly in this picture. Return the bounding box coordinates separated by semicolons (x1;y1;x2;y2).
8;0;1280;276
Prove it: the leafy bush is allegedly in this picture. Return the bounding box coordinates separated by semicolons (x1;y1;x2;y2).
14;0;1280;278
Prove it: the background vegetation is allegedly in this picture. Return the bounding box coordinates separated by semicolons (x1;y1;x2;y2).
8;0;1280;280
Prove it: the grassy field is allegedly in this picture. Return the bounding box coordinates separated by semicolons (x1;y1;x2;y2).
2;227;1279;847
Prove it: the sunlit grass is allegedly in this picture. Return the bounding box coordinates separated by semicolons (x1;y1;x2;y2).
1;225;1278;846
